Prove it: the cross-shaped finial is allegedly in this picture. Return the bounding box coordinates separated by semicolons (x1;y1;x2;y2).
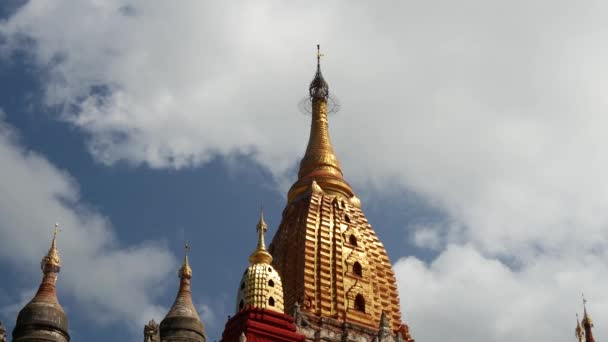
316;44;324;66
185;241;191;256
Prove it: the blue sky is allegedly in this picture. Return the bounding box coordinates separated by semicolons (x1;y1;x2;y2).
1;1;608;342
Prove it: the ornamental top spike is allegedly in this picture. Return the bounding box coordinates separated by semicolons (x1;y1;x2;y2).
289;45;354;201
41;223;62;273
249;209;272;264
179;241;192;279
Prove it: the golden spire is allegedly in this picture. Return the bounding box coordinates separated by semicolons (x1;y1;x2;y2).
249;209;273;264
236;211;285;313
179;242;192;279
41;223;62;273
288;45;353;201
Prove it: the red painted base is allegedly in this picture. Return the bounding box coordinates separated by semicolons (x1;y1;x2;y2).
221;307;305;342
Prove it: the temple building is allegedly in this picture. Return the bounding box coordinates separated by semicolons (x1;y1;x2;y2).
0;46;604;342
0;47;422;342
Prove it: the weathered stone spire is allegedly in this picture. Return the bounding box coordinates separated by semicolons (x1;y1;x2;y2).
288;45;354;201
576;313;585;342
160;242;205;342
0;320;6;342
582;295;595;342
13;223;69;342
144;319;160;342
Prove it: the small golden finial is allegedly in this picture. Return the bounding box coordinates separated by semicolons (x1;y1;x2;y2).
249;209;273;264
179;241;192;279
41;223;62;272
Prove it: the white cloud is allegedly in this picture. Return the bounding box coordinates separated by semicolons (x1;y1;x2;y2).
2;1;608;341
0;113;174;329
395;245;608;342
410;224;443;251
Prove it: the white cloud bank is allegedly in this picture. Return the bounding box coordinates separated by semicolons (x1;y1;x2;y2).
0;113;174;329
2;1;608;341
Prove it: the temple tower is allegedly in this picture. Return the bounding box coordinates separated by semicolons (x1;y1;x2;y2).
221;212;304;342
157;243;206;342
12;224;70;342
268;46;414;341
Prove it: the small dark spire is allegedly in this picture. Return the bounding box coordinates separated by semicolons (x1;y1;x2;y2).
309;44;329;99
377;311;392;339
582;294;595;342
576;313;584;342
0;320;6;342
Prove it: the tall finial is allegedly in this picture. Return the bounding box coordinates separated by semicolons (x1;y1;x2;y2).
249;209;273;264
288;45;354;201
179;241;192;279
316;44;324;68
41;223;62;273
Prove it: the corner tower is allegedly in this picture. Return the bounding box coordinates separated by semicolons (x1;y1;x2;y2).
221;212;304;342
159;243;206;342
268;46;414;341
13;224;69;342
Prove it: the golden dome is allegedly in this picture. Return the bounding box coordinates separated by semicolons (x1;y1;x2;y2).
236;211;284;313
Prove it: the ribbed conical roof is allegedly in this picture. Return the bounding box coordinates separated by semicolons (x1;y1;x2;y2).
160;243;205;342
13;225;69;342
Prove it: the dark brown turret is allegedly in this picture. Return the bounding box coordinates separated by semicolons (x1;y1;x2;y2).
159;243;206;342
582;298;596;342
13;225;69;342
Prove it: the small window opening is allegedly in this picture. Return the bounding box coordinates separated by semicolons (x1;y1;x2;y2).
354;294;365;313
240;282;245;290
268;279;275;287
269;297;275;306
349;235;358;246
268;266;272;272
344;214;351;223
353;262;363;277
239;300;244;310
